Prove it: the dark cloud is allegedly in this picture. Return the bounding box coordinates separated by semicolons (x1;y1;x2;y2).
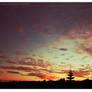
7;71;20;74
59;48;68;51
0;66;35;72
0;64;59;75
6;60;16;64
0;55;8;59
27;73;44;78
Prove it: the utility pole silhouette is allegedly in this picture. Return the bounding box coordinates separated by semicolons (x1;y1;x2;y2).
67;64;75;81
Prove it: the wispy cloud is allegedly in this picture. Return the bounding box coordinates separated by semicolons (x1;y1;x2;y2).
26;72;56;80
7;71;21;74
0;66;36;72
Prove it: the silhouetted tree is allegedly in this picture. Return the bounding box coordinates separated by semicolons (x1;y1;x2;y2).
67;70;74;81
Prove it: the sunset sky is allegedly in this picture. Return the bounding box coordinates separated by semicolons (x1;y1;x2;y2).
0;3;92;81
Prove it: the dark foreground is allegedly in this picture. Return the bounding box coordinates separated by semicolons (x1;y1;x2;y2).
0;79;92;89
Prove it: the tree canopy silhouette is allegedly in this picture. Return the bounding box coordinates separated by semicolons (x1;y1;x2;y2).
67;70;75;81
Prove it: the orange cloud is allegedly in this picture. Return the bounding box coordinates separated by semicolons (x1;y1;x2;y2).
26;72;56;80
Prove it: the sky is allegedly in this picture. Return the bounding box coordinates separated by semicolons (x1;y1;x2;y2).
0;3;92;81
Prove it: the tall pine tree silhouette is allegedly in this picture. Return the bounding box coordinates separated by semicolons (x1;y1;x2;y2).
67;70;74;81
67;64;75;81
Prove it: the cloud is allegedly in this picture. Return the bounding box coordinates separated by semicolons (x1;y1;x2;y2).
80;43;92;56
0;55;8;59
40;69;54;73
19;58;36;66
7;71;21;74
0;64;59;77
27;73;44;78
26;72;56;80
59;48;68;51
19;58;52;68
6;60;16;64
0;57;16;65
73;71;89;77
0;49;49;67
84;48;92;55
0;66;36;72
0;50;52;69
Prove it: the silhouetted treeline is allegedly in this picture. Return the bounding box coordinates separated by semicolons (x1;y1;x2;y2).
0;79;92;89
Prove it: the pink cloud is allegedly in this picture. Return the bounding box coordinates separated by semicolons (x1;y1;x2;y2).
19;57;52;68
